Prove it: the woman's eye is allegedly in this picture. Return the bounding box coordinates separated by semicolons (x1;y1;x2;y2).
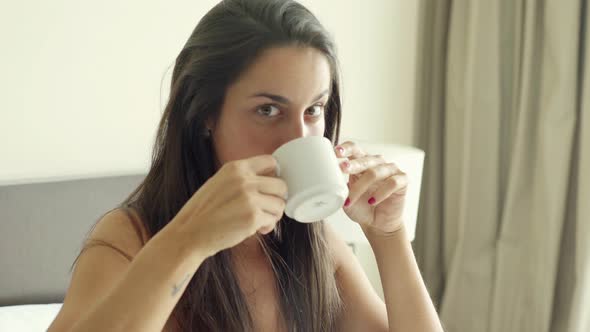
256;104;281;117
306;104;325;117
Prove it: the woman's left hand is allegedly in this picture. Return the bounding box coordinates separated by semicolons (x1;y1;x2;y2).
335;141;408;235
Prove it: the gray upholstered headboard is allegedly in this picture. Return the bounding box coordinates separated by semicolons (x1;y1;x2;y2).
0;174;145;306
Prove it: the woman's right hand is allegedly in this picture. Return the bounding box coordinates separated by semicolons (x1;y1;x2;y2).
169;154;287;257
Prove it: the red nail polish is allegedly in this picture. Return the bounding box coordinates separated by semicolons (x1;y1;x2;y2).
368;197;376;205
344;198;351;207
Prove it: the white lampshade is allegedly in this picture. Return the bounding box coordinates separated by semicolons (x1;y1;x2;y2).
325;139;425;243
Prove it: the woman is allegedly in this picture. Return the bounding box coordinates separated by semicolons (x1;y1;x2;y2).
48;0;443;331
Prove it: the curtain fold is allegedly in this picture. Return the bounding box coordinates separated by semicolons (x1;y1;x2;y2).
413;1;590;331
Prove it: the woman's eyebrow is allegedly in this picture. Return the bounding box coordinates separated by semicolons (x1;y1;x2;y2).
249;89;330;105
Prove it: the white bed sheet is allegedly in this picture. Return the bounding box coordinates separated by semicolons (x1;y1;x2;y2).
0;303;62;332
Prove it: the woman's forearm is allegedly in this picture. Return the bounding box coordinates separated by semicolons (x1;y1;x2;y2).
363;224;444;332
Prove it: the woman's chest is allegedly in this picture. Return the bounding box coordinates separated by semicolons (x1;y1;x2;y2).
164;273;285;332
236;263;287;332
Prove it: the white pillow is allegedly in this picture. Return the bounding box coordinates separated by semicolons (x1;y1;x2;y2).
0;303;62;332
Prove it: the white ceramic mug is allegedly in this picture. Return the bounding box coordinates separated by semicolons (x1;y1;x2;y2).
272;136;349;223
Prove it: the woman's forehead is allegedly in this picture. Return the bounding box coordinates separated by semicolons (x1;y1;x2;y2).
227;46;332;102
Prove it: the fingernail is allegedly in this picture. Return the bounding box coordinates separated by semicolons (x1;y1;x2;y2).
336;146;344;155
368;197;376;205
340;161;350;169
344;197;351;207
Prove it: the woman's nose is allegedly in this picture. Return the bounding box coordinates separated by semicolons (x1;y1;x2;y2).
282;118;308;143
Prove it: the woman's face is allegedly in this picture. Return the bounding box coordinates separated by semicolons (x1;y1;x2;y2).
210;46;331;167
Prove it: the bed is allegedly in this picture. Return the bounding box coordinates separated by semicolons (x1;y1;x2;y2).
0;174;146;331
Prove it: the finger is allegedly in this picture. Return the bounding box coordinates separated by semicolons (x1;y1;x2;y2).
346;163;401;206
255;193;286;227
241;155;279;176
365;173;408;205
256;176;288;200
334;141;366;159
340;154;388;175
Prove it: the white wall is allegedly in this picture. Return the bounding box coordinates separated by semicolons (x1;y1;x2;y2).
300;0;418;146
0;0;418;185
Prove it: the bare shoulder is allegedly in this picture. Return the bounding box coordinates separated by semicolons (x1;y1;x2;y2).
323;222;355;273
85;207;150;259
323;222;389;332
47;207;150;331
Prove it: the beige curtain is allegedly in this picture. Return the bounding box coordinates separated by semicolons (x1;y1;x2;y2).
412;1;590;332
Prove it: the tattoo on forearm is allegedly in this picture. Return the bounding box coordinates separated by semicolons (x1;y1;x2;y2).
171;273;191;296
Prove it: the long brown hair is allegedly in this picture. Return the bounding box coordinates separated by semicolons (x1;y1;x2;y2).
77;0;344;330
